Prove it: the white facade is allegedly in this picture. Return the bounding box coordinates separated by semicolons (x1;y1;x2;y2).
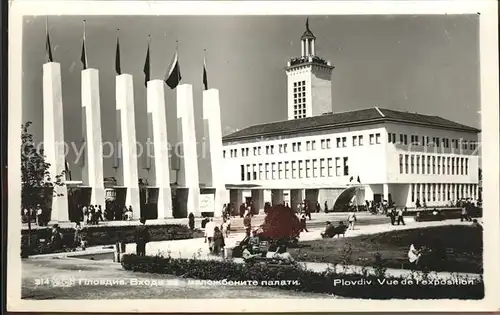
222;121;479;209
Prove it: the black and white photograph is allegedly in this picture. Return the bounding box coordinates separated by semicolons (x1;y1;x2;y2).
6;0;500;312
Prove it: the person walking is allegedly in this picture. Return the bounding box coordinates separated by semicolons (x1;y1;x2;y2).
134;218;150;256
300;213;309;232
388;208;396;225
212;226;225;256
243;213;252;237
204;218;216;253
35;204;43;226
347;211;357;230
396;208;406;225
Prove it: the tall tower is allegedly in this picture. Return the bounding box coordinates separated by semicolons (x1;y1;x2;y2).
286;18;334;120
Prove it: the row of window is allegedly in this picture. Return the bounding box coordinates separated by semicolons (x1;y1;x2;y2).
225;133;382;158
240;157;350;181
389;133;477;150
293;80;307;119
410;183;478;203
399;154;469;176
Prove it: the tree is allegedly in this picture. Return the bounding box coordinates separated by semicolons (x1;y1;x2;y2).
21;121;65;211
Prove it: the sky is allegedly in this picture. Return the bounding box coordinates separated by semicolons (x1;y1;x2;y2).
21;14;480;184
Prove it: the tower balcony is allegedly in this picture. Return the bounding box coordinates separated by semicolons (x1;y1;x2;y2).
287;55;331;68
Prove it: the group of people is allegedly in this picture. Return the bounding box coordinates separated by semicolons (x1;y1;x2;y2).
388;207;406;225
366;199;393;215
204;218;228;255
77;204;135;225
22;204;47;226
241;242;295;264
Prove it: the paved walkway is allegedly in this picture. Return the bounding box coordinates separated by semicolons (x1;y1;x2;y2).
30;218;482;281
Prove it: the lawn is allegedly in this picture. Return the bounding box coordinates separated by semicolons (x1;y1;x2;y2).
289;225;483;273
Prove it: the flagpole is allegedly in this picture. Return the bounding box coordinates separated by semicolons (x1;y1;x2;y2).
203;48;208;90
82;19;88;68
176;40;180;84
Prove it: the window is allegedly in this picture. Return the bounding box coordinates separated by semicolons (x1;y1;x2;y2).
312;159;318;177
405;155;409;174
447;157;450;174
376;133;381;144
437;184;441;201
258;164;263;180
437;157;441;175
271;163;276;180
336;137;341;148
411;184;415;202
270;145;274;154
400;134;404;144
223;150;226;158
241;148;245;156
427;156;431;174
293;80;308;119
422;155;426;175
370;134;374;145
342;137;347;148
403;135;408;145
320;158;326;177
297;142;302;152
436;138;440;147
298;160;304;178
311;140;316;150
352;136;358;147
327;158;333;177
432;184;436;201
410;155;415;174
451;158;455;175
442;157;446;174
291;161;296;179
252;164;257;180
240;165;245;181
292;143;297;152
326;139;331;149
359;135;364;146
246;148;249;156
321;139;326;149
278;162;283;179
422;137;427;146
432;156;436;174
343;157;349;176
465;158;469;175
266;146;269;154
306;141;311;151
247;164;251;181
284;161;289;179
399;155;404;174
456;157;460;174
305;160;311;178
335;157;341;176
265;163;269;180
416;156;420;174
460;158;464;175
283;144;288;153
278;144;283;153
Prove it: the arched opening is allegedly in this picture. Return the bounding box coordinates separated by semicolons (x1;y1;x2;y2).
333;186;360;212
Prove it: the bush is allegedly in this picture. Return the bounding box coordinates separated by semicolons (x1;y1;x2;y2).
121;254;484;299
21;224;194;255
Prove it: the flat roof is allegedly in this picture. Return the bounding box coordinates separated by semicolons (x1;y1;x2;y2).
222;107;480;142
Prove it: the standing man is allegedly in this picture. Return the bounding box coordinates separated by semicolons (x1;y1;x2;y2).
324;201;329;213
347;211;357;230
35;204;43;226
134;218;150;256
204;218;216;253
396;207;405;225
388;208;396;225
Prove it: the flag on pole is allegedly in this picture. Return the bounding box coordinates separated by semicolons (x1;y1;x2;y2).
45;17;53;62
357;176;361;184
65;159;72;181
80;20;88;69
202;49;208;90
349;176;353;182
115;29;121;75
143;36;150;87
165;42;181;89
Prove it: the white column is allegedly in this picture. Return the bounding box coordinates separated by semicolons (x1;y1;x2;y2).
147;79;172;219
81;69;105;209
203;88;228;217
177;84;201;216
43;62;69;222
311;39;315;55
301;40;305;56
382;184;389;202
115;74;140;219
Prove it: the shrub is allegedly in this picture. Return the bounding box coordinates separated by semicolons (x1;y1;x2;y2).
21;224;194;255
121;254;484;299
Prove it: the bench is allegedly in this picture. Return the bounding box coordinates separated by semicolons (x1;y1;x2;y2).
322;225;348;238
